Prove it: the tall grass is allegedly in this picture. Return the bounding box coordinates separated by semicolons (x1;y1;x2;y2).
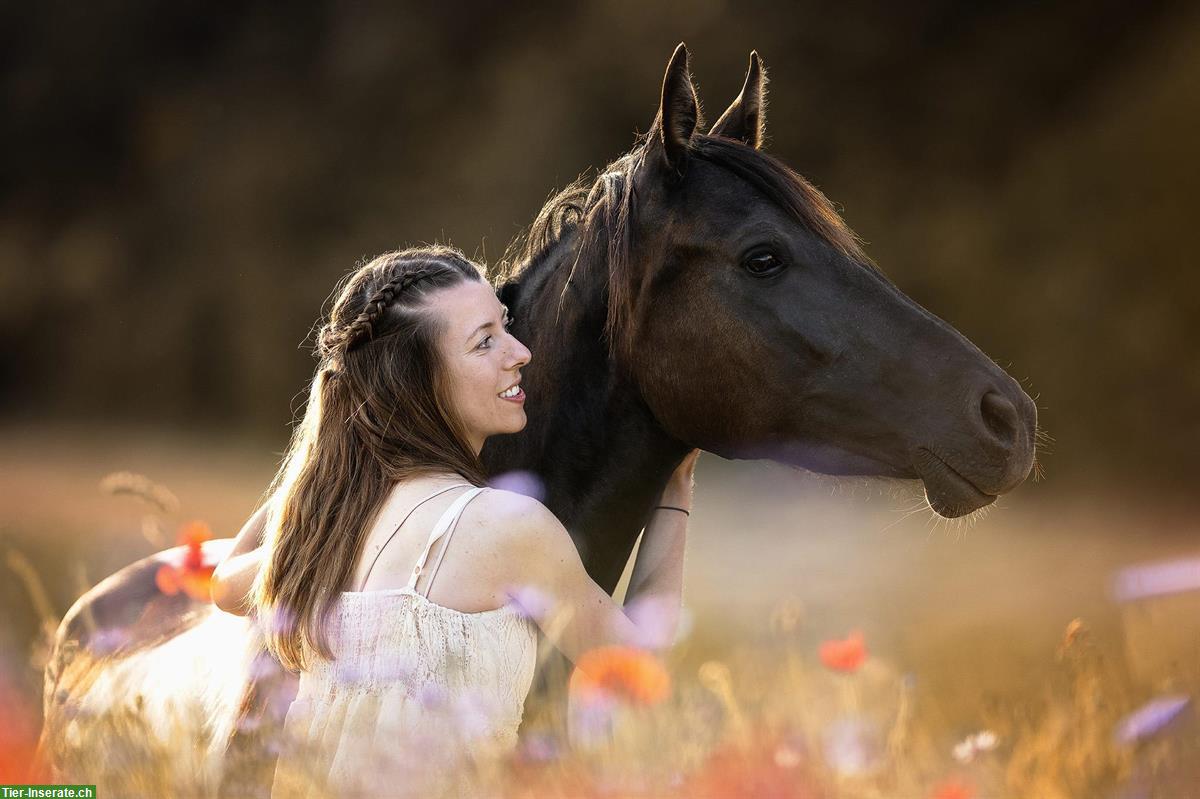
6;471;1198;798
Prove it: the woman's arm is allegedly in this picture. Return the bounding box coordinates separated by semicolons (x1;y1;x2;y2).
511;450;699;663
623;448;698;645
211;502;271;616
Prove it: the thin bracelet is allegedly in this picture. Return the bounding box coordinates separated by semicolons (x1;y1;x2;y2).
654;505;691;516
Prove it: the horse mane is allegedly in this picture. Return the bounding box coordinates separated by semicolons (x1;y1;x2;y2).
498;133;879;361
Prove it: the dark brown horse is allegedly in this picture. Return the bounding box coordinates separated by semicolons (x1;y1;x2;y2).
38;44;1038;790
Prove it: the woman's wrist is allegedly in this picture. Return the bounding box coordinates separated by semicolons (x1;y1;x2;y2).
658;485;693;511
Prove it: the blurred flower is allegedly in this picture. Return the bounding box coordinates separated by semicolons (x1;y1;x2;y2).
489;470;546;502
820;714;883;777
450;690;502;740
88;626;132;655
503;584;556;621
179;520;211;562
569;646;671;706
1112;556;1200;602
155;520;216;601
515;731;562;764
567;686;617;748
258;604;297;637
952;729;1000;763
819;630;867;673
625;594;688;649
419;684;448;710
931;778;975;799
973;730;997;750
1114;694;1190;746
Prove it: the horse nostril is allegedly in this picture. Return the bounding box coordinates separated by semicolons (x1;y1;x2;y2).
979;390;1019;447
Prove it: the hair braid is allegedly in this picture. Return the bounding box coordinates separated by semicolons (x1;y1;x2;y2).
342;268;431;351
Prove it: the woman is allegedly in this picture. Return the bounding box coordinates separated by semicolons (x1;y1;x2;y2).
210;245;695;797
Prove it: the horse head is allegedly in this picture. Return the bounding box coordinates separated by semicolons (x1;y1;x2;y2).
611;45;1038;518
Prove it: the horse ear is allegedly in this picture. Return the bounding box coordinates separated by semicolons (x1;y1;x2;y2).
709;51;766;149
648;43;700;178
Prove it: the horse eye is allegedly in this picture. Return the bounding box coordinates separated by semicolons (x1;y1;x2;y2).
743;251;785;277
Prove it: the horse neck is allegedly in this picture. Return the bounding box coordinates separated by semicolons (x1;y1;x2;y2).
485;235;688;592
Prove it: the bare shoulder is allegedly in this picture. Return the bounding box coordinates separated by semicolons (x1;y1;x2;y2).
470;488;570;552
472;488;560;532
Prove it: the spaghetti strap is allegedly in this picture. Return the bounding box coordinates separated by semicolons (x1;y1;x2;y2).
356;483;471;592
409;486;488;596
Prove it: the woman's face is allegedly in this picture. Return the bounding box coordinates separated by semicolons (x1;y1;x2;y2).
427;278;532;455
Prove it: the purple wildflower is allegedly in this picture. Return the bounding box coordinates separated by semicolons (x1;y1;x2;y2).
258;604;297;636
1112;557;1200;602
450;690;502;740
625;594;690;649
567;688;617;748
516;731;562;764
820;714;884;776
1114;694;1190;745
419;683;448;710
489;470;546;502
504;584;556;621
88;627;132;655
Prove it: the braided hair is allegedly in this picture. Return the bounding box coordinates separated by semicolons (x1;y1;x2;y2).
318;267;437;358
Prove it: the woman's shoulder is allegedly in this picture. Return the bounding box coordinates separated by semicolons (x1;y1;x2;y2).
470;489;579;581
471;488;565;544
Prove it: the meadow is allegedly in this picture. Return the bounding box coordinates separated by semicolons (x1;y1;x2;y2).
3;423;1198;798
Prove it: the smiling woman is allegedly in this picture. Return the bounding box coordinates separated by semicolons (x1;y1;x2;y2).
200;245;694;797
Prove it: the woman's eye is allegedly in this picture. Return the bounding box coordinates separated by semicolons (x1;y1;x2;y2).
742;250;785;277
479;316;513;349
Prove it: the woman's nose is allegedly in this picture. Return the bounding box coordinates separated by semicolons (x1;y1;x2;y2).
510;336;532;367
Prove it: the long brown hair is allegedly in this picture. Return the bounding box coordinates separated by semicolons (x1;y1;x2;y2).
253;245;490;671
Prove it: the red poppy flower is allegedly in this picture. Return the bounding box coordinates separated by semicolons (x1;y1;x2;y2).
819;630;867;673
931;778;975;799
568;645;671;706
155;520;216;601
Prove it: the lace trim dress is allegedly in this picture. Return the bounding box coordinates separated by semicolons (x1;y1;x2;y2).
269;486;538;799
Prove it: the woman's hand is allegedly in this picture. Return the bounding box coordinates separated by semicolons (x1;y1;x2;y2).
660;449;701;509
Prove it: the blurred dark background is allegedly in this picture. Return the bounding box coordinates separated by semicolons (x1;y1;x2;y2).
3;0;1197;498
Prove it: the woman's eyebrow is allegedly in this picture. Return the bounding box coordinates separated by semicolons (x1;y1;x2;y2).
465;305;509;344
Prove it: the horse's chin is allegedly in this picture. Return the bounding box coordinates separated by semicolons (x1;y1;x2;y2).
913;449;997;518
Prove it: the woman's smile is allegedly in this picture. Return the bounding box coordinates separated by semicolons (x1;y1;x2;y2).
499;381;525;403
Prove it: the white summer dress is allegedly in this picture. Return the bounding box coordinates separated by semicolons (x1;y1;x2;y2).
269;484;539;799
